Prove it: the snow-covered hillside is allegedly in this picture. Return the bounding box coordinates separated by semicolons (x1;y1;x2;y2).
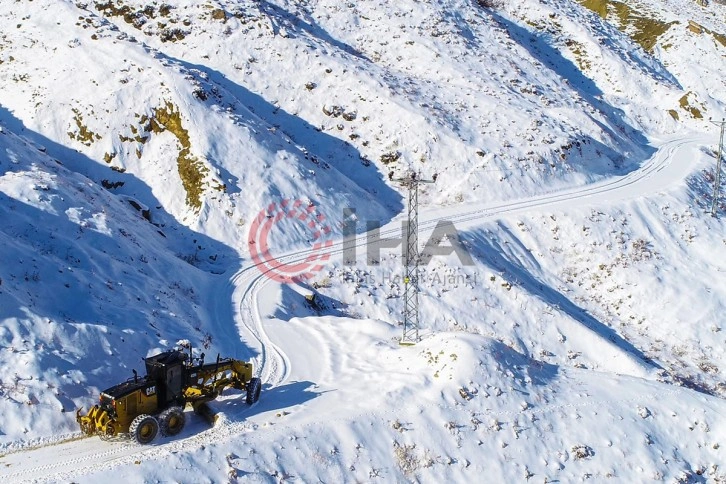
0;0;725;481
0;121;238;441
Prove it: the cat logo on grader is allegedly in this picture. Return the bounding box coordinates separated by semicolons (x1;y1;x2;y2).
76;348;261;444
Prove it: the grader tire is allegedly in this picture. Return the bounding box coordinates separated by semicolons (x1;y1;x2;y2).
129;414;159;444
246;377;262;405
99;423;116;441
159;406;186;437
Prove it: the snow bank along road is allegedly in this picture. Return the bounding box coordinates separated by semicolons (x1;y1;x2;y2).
0;134;706;481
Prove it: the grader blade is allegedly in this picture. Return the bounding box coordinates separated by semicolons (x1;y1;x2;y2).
77;348;260;443
193;402;218;425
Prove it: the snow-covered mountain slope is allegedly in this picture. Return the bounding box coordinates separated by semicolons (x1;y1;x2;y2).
0;121;240;442
317;134;726;395
0;0;725;481
0;0;400;251
0;0;721;228
8;321;724;482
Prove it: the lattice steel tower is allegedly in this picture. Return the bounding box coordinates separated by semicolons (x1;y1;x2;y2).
392;171;435;345
710;118;725;217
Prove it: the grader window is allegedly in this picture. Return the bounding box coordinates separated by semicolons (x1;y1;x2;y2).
100;394;114;412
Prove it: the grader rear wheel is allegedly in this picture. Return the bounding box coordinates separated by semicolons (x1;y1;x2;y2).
129;414;159;444
246;377;261;405
159;406;186;437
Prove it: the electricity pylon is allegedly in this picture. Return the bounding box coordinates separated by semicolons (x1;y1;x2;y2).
710;118;725;217
391;171;435;345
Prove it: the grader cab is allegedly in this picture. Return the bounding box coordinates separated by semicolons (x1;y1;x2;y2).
77;349;261;444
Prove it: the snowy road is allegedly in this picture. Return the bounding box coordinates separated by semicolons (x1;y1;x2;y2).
241;134;702;382
0;134;707;482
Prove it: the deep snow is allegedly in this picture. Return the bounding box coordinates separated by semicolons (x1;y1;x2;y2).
0;0;725;481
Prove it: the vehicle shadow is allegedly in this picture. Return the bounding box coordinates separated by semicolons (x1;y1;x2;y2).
207;380;320;420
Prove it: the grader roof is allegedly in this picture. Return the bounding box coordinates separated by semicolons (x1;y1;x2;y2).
101;376;151;399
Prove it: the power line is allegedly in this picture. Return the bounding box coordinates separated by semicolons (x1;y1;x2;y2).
710;118;725;217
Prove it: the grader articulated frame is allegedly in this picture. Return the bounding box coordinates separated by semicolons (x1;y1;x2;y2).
77;349;261;444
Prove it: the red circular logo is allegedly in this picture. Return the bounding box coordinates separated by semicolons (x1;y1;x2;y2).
248;199;333;282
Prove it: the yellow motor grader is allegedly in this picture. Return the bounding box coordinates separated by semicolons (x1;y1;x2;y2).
76;348;261;444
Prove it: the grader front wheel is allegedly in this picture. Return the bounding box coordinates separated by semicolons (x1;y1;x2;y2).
99;423;117;441
130;414;159;444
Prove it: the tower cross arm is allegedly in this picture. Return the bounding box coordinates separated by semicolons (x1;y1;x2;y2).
389;171;437;186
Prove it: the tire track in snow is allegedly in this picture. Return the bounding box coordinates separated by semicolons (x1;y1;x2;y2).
239;135;702;383
232;135;696;276
0;135;702;481
235;270;291;386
